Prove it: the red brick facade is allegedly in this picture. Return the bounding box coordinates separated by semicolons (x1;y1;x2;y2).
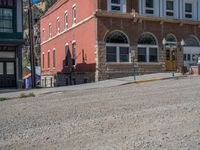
40;0;200;87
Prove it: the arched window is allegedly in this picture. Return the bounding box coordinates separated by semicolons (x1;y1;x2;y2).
106;31;130;63
166;34;177;43
185;36;200;47
65;43;70;66
137;33;158;63
106;31;128;44
138;33;157;45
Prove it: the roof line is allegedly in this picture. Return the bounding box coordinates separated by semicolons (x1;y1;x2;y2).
41;0;69;19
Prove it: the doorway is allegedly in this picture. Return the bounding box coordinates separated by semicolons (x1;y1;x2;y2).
0;61;16;88
165;48;177;71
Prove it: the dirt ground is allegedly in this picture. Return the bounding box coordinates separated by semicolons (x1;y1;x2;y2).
0;77;200;150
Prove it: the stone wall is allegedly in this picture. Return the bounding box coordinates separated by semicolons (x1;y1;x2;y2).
94;15;200;80
41;72;95;87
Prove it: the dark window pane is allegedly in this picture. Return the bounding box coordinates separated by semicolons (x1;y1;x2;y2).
65;46;70;66
185;14;192;18
138;48;147;62
53;50;56;67
166;11;174;16
106;46;117;62
48;52;50;68
146;9;154;14
111;0;120;4
166;49;170;61
111;6;121;11
185;3;192;12
166;1;174;10
106;31;128;44
42;54;45;68
120;47;129;62
184;54;187;61
187;54;191;61
146;0;153;8
72;43;76;65
149;48;158;62
138;33;157;45
0;8;13;32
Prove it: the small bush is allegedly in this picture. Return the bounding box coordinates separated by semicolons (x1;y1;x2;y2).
0;97;8;101
28;92;35;97
19;92;35;98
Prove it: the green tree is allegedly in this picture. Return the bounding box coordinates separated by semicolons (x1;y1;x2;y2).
45;0;57;12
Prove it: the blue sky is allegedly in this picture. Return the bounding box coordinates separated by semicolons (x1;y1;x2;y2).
32;0;40;3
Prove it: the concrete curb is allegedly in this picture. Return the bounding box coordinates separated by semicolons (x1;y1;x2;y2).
121;75;188;85
0;75;189;100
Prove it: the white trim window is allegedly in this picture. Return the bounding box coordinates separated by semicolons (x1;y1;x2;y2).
166;0;174;17
53;48;56;68
72;41;76;66
106;31;130;63
42;28;45;42
145;0;154;14
184;1;193;19
138;45;158;63
48;50;50;68
42;52;45;69
65;43;70;66
108;0;127;13
72;5;76;25
137;33;159;63
64;11;68;30
48;23;52;39
106;44;130;63
56;17;60;34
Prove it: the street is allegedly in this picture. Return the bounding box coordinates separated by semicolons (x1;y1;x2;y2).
0;76;200;149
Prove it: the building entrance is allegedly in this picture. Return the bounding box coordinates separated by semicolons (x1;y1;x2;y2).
165;48;177;71
0;61;16;88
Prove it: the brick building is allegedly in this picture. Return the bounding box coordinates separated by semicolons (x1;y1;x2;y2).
40;0;200;87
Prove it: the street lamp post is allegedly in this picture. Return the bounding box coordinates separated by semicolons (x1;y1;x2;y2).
132;50;136;81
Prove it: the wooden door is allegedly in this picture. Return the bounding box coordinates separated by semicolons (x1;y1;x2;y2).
0;61;16;88
165;48;177;71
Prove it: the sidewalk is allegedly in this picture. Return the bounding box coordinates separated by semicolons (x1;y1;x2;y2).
0;72;185;99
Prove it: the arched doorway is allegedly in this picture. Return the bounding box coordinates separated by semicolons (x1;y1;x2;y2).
137;33;159;63
164;34;177;71
183;35;200;69
105;31;130;63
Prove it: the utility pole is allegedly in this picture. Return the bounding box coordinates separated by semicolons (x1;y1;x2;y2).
28;0;36;88
132;50;136;81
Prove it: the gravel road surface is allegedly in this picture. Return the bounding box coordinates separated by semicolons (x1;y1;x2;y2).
0;77;200;150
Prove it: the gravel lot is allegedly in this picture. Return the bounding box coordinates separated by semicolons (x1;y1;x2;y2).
0;77;200;150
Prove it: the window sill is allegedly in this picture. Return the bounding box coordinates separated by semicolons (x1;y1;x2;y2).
106;62;131;65
108;10;126;13
138;62;161;65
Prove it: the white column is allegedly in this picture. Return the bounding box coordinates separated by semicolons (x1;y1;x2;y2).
179;0;183;19
193;0;198;20
122;0;127;13
142;0;145;15
174;0;179;19
107;0;110;11
154;0;160;16
139;0;142;15
17;0;23;32
160;0;163;17
198;0;200;20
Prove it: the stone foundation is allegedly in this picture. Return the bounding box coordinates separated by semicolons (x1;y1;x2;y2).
95;43;165;81
41;72;95;87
